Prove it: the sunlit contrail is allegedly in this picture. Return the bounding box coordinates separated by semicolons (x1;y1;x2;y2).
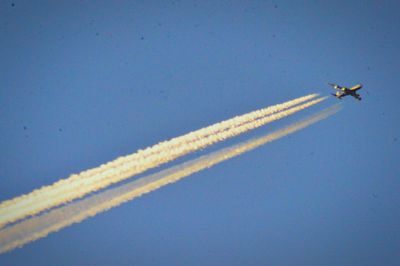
0;104;341;254
0;94;321;228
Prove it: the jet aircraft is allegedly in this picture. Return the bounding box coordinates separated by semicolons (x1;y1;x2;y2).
329;83;362;100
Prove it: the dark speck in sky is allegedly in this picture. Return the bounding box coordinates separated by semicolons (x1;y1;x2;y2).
11;3;15;7
274;4;278;8
58;128;63;132
95;32;99;36
140;36;144;40
23;126;27;130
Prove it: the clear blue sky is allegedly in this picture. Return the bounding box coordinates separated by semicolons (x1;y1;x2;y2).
1;0;399;265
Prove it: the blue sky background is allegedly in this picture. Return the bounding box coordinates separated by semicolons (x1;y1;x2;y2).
1;0;399;265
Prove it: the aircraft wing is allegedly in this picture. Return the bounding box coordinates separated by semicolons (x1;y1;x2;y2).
328;83;342;90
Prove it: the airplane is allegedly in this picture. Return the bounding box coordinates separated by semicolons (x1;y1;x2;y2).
329;83;363;100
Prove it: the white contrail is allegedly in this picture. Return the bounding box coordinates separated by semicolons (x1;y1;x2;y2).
0;94;320;228
0;104;341;254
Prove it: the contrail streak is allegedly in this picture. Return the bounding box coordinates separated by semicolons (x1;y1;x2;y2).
0;94;321;228
0;104;341;254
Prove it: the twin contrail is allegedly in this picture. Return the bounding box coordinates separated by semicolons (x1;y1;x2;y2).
0;104;341;254
0;94;323;228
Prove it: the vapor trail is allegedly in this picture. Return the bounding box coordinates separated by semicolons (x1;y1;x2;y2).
0;104;341;254
0;94;321;228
